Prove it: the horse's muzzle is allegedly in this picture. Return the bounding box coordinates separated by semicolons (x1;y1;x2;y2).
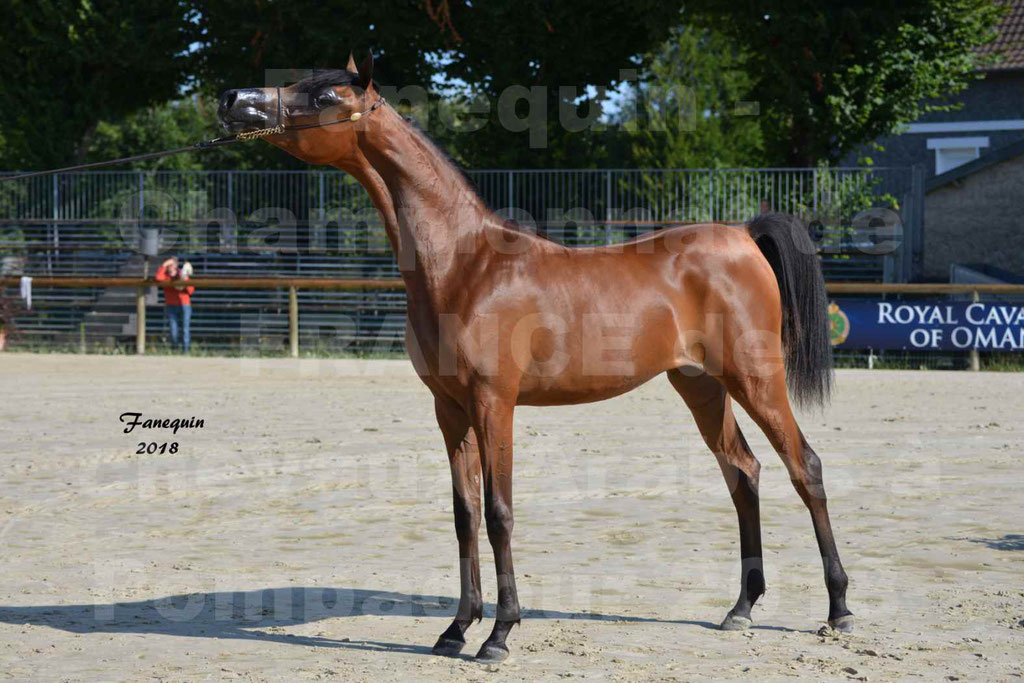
217;88;274;133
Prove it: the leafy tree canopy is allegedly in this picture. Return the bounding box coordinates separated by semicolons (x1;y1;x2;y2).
191;0;686;168
687;0;1004;165
0;0;193;169
0;0;1006;171
622;25;765;169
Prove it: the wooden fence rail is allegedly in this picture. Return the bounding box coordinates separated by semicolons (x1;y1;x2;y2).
3;277;1024;359
7;277;1024;294
0;277;405;290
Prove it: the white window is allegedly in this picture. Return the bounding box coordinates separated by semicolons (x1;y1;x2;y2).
927;137;990;175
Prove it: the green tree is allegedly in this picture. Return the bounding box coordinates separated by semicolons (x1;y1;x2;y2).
0;0;194;169
193;0;686;169
688;0;1004;166
623;25;765;169
426;0;686;168
192;1;445;96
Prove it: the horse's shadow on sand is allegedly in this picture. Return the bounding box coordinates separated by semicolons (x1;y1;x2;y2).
0;587;795;656
970;534;1024;551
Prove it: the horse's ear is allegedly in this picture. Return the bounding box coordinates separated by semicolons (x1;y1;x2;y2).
357;50;374;91
346;52;357;73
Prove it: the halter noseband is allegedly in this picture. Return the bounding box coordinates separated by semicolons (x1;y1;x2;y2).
234;89;387;141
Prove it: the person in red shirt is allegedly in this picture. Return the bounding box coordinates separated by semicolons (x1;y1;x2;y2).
154;257;195;351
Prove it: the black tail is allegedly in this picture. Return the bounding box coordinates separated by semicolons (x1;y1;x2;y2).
747;213;833;408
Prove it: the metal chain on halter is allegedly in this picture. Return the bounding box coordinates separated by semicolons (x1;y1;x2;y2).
234;86;287;141
235;88;386;141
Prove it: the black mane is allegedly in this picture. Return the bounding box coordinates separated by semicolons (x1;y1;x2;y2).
292;69;359;93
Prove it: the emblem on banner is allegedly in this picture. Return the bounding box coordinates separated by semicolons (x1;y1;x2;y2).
828;302;850;346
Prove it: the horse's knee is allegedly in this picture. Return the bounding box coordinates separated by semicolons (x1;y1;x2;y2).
453;495;481;541
485;500;513;543
727;450;760;486
712;428;760;495
747;455;761;482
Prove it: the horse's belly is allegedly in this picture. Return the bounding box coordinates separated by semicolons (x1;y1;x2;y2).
515;367;666;406
513;302;693;406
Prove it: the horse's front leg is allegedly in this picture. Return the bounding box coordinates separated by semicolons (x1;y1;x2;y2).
469;391;520;662
431;395;484;657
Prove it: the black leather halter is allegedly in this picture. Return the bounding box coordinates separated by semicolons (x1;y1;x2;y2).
0;94;388;182
236;90;387;140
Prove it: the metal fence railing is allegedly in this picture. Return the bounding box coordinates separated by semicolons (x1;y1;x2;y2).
1;167;928;355
1;166;923;278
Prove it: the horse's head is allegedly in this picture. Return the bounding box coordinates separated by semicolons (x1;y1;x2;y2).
217;52;377;166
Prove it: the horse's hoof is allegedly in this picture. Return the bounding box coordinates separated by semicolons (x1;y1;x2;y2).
431;636;466;657
475;642;510;663
720;613;753;631
828;614;854;633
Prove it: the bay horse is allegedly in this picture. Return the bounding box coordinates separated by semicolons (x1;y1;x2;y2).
218;53;852;662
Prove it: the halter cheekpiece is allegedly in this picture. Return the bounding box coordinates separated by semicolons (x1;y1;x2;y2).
236;89;386;141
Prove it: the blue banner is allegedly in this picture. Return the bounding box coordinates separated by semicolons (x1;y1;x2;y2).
828;299;1024;351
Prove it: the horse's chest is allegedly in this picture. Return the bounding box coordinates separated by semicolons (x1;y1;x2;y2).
403;307;461;390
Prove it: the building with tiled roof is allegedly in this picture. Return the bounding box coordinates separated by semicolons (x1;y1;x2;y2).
850;2;1024;280
851;1;1024;181
916;2;1024;281
978;0;1024;70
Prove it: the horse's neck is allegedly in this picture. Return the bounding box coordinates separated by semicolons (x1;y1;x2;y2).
350;105;492;299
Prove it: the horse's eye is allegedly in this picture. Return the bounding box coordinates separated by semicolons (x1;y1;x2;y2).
315;91;335;108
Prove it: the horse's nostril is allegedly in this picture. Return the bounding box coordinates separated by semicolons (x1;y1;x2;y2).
225;92;237;110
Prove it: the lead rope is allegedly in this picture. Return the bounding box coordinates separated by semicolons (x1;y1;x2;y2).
0;95;388;182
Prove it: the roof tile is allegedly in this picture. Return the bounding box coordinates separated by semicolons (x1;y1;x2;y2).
979;0;1024;70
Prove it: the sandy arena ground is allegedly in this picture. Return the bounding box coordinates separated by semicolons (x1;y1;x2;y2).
0;354;1022;681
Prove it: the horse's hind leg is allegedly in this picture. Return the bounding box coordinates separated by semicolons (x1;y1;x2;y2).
723;370;853;632
431;395;484;656
667;369;765;630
